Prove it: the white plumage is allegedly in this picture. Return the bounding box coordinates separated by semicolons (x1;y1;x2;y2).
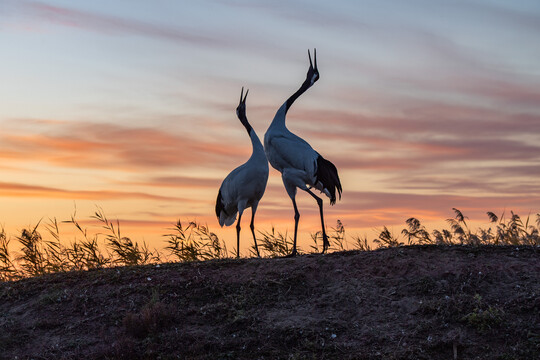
216;88;269;257
264;49;342;256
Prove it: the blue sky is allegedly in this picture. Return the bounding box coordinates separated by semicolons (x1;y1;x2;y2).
1;0;540;251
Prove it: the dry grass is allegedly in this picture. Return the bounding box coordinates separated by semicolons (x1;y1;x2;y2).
164;220;228;262
1;208;161;280
1;208;539;280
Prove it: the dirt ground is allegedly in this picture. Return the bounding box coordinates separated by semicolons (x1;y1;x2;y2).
1;245;539;359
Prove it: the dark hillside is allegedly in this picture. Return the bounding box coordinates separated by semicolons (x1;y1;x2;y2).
1;246;539;359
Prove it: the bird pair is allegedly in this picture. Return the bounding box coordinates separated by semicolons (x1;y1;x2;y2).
216;49;342;258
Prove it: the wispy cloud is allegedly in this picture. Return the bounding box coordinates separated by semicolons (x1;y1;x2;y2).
289;107;540;162
0;120;250;170
4;0;228;47
140;175;221;189
0;181;181;201
459;0;540;33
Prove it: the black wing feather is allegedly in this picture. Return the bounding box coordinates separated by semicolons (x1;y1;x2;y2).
316;155;342;205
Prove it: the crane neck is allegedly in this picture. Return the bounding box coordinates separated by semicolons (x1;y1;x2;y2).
285;79;312;113
239;114;265;160
248;128;266;161
238;113;252;135
269;79;312;131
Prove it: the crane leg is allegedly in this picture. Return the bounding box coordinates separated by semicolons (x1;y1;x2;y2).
288;197;300;257
281;175;299;257
305;188;330;253
236;210;243;258
250;204;260;257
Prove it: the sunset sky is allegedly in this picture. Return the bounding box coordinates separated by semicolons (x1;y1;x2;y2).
1;0;540;253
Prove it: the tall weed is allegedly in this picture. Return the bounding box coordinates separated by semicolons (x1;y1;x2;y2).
1;208;539;281
92;207;159;266
164;220;229;262
0;226;17;281
257;227;295;257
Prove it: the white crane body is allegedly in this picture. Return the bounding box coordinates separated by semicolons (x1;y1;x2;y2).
216;88;269;257
264;50;342;256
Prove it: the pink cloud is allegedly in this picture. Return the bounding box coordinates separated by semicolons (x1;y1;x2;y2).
0;120;250;171
139;176;221;189
0;181;183;201
20;1;227;47
286;105;540;167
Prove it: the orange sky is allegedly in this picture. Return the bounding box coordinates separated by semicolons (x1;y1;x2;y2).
1;1;540;255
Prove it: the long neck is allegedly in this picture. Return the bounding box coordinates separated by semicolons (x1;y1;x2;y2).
285;79;311;113
269;79;311;130
248;128;266;161
239;112;252;135
239;114;266;160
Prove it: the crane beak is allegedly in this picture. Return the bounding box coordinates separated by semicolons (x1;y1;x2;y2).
239;87;249;105
308;48;318;71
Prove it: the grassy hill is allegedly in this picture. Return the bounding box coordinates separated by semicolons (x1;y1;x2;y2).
1;245;539;359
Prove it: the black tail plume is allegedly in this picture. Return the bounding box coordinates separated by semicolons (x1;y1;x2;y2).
316;155;342;205
215;189;226;218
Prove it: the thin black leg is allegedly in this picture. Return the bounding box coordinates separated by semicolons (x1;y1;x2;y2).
250;207;260;257
306;188;329;253
290;197;300;257
236;212;243;258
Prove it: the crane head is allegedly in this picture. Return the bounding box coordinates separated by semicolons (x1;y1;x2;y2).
236;86;249;119
307;48;319;86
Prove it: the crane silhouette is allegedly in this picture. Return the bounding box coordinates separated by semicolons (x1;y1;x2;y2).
264;49;342;256
216;87;269;257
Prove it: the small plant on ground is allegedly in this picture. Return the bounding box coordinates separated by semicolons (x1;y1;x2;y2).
352;234;372;251
256;227;296;257
63;209;110;270
401;217;432;245
123;290;176;339
164;220;229;262
461;294;504;332
0;226;17;281
16;220;48;277
93;207;159;266
310;219;347;253
373;226;402;248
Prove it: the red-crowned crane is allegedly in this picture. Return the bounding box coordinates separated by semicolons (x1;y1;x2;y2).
216;87;269;258
264;49;342;256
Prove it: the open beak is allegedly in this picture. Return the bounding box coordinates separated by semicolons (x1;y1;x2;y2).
239;86;249;105
308;48;318;71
